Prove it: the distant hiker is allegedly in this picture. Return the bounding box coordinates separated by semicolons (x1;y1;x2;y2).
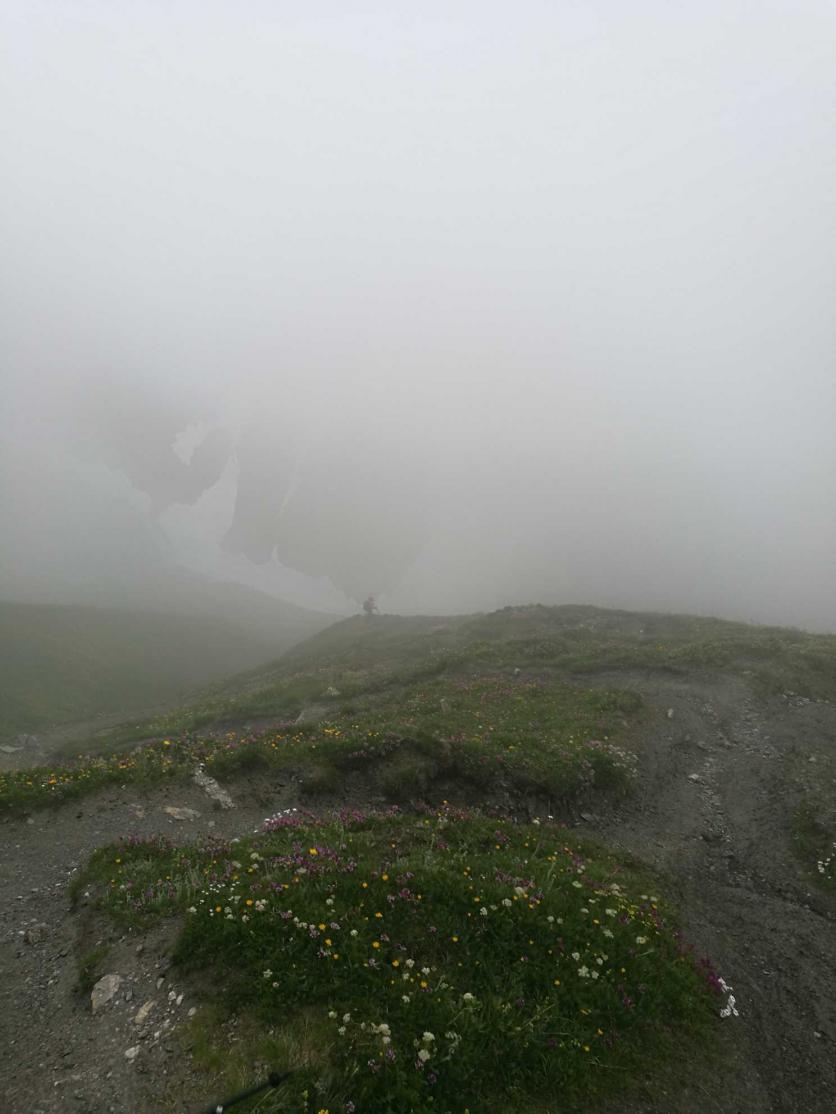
363;595;378;617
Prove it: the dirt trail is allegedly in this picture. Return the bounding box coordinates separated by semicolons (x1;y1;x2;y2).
589;674;836;1114
1;675;834;1112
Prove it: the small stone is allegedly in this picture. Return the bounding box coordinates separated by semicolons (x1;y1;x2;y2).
124;1046;140;1062
176;994;183;1007
134;1001;155;1026
688;773;701;783
91;974;123;1013
579;811;594;823
187;1007;197;1018
163;806;199;822
156;977;164;989
667;708;675;720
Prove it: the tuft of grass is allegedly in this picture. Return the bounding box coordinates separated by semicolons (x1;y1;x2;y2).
76;807;727;1112
76;943;111;996
792;800;836;893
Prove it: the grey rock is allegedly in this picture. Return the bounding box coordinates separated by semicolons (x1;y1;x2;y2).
124;1046;141;1062
163;806;199;822
194;766;234;809
91;974;123;1013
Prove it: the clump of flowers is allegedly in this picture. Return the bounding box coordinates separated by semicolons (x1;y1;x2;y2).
816;841;835;883
76;807;722;1111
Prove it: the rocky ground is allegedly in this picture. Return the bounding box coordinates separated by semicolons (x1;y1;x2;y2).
1;674;834;1113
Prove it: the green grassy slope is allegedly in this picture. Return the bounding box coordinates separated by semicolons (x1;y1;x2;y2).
147;602;836;736
0;594;331;736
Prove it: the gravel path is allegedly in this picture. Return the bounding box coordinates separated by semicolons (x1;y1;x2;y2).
589;675;836;1113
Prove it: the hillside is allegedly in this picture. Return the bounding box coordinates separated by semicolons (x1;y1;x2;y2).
0;604;834;1112
112;602;836;741
0;589;333;739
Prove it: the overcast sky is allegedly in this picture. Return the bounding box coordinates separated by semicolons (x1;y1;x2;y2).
2;1;835;629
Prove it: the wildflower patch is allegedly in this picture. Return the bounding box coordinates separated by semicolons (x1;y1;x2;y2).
75;807;725;1111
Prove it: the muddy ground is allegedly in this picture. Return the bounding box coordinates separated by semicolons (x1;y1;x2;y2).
1;674;834;1113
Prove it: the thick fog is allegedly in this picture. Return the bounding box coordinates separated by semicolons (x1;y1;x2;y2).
2;2;835;630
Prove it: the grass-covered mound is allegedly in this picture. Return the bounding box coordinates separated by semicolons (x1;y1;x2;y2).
0;675;641;813
75;807;726;1112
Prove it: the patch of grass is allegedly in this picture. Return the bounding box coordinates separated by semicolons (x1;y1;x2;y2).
347;676;642;802
76;807;727;1112
792;800;836;893
785;746;836;895
0;675;642;814
76;943;111;995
